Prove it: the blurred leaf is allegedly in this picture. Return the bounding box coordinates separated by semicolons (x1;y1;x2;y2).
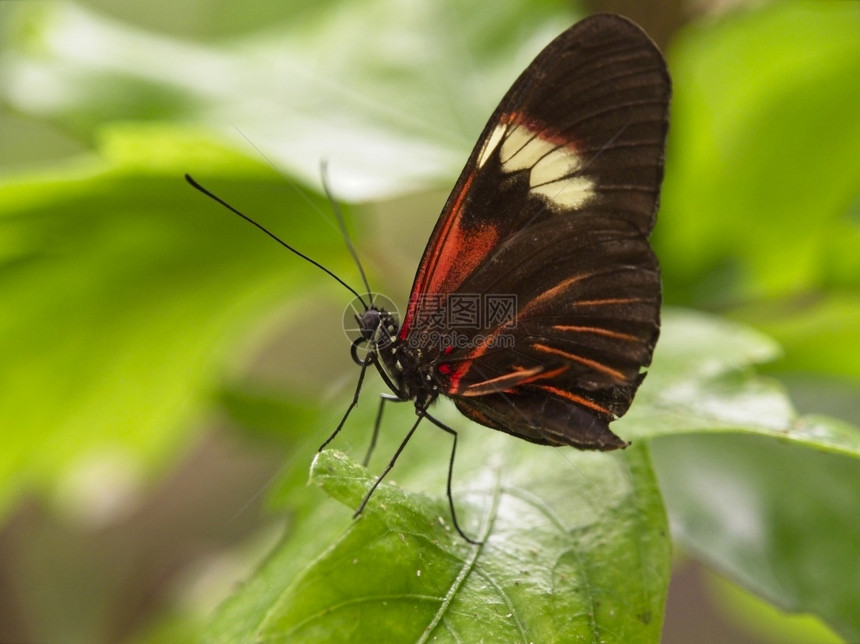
204;309;860;640
628;310;860;639
205;443;670;642
0;124;347;515
2;1;860;642
733;292;860;381
705;570;842;644
654;433;860;640
65;0;349;40
1;0;580;199
621;310;860;458
659;2;860;303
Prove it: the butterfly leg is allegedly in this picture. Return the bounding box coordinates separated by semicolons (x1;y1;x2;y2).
363;393;404;467
423;412;483;545
354;413;423;517
318;355;372;452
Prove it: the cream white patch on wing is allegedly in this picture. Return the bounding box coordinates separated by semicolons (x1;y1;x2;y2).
500;124;550;171
477;123;506;168
531;174;596;209
481;119;597;210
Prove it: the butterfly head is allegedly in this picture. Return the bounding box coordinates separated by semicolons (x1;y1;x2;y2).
356;306;400;350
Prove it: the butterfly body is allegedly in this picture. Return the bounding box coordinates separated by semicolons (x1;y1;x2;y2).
356;306;441;410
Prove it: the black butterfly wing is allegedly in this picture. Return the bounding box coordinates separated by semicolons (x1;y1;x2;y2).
445;212;660;449
400;14;670;449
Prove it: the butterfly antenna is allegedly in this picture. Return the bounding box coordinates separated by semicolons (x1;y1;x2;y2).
185;174;367;306
319;161;375;306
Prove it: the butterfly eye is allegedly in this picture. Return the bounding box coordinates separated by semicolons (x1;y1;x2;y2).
358;309;381;340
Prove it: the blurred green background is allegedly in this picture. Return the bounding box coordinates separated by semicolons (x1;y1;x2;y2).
1;0;858;642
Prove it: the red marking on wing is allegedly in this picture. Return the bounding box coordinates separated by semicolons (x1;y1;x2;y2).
439;358;471;393
532;342;626;381
539;385;612;416
400;172;499;339
400;110;588;342
440;320;510;393
506;110;583;150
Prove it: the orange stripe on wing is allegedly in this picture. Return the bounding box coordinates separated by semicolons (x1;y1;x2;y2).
457;365;569;397
445;276;627;388
573;297;649;307
539;385;611;416
457;365;543;397
532;342;626;381
520;272;595;315
514;365;568;386
552;325;639;341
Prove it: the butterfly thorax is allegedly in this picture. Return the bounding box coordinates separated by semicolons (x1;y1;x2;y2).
358;307;439;410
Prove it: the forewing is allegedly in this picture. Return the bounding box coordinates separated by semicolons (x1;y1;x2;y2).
400;14;669;340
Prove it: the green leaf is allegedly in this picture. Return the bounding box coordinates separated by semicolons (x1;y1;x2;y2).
619;310;860;457
4;2;860;642
615;310;860;639
704;569;843;644
205;442;670;642
659;2;860;303
1;0;580;199
733;292;860;381
202;311;860;642
618;310;860;638
0;125;346;515
654;433;860;640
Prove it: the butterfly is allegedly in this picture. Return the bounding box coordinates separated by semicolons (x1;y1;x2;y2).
188;13;670;544
320;13;670;542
